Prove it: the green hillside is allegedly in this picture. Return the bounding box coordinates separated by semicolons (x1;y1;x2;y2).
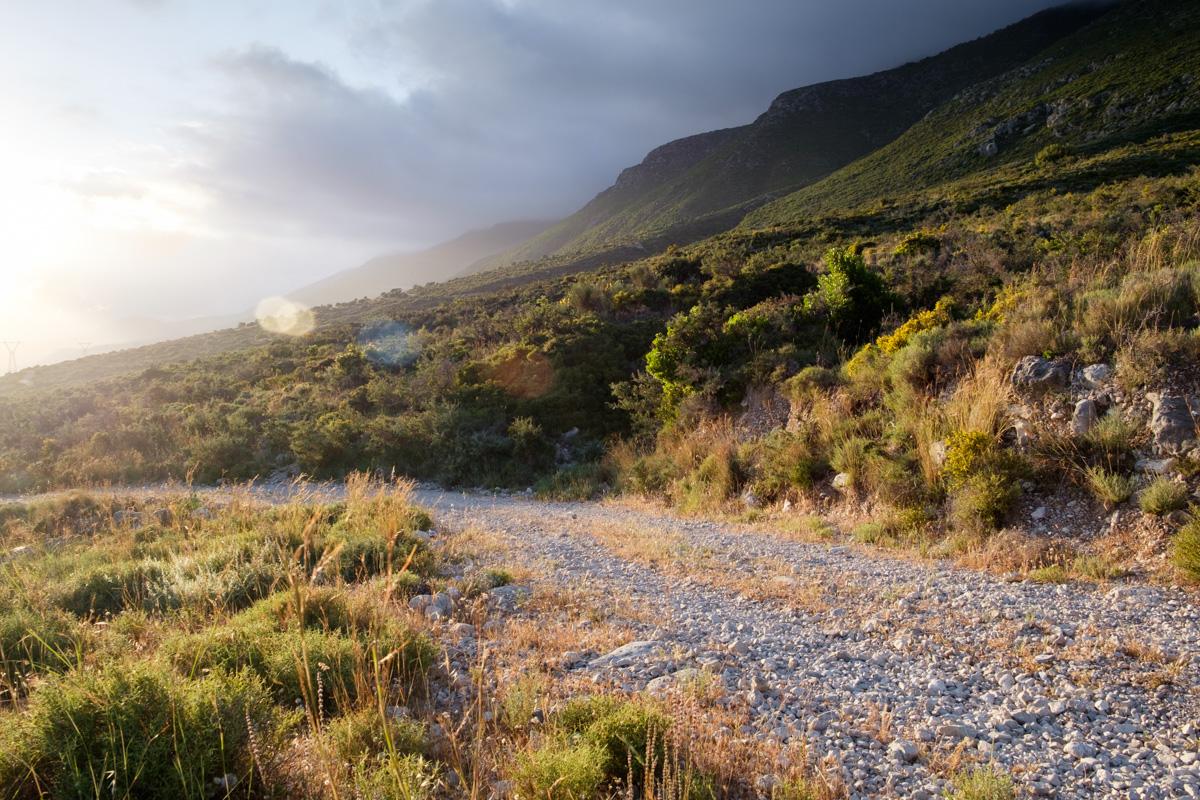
4;0;1200;569
744;0;1200;227
501;2;1111;265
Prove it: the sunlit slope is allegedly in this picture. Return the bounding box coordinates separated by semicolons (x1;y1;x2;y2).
743;0;1200;227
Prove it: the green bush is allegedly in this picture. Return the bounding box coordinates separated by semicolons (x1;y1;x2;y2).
803;246;894;343
1083;411;1137;470
323;707;427;762
947;765;1015;800
830;437;873;487
1172;510;1200;582
951;471;1021;531
1074;554;1121;580
0;607;82;698
535;463;611;500
1085;466;1135;508
942;430;1027;532
1030;564;1069;584
0;663;270;799
160;593;434;715
501;673;546;730
751;429;827;500
624;452;679;495
1035;144;1072;168
356;753;441;800
512;738;607;800
52;560;169;617
1139;477;1189;515
893;231;942;257
555;696;671;783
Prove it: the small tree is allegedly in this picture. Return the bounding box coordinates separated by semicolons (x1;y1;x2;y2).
803;246;893;343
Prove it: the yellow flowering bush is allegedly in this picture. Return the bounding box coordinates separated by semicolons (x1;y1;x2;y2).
844;298;953;375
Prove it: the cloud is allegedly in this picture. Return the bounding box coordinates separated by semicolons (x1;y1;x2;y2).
160;0;1065;249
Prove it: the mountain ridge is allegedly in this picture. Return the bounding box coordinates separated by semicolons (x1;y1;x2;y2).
498;1;1115;266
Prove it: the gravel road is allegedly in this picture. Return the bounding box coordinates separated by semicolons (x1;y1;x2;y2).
413;488;1200;800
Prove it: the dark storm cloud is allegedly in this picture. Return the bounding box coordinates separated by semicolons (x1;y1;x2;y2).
182;0;1073;245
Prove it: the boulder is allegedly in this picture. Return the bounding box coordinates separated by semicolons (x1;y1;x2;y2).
1150;395;1200;454
831;473;851;490
588;640;667;669
485;584;531;612
929;440;948;469
888;739;919;763
1079;363;1111;389
1012;356;1070;396
1070;398;1098;435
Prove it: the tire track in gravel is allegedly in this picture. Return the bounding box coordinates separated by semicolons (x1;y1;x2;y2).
416;489;1200;800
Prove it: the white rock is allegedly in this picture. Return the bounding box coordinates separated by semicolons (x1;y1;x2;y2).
888;739;919;763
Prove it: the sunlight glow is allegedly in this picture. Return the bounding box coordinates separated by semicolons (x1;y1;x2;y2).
255;296;316;337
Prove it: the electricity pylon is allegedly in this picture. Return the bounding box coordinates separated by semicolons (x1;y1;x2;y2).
2;342;19;374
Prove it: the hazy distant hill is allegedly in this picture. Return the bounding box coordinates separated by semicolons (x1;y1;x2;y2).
497;2;1111;266
287;220;554;308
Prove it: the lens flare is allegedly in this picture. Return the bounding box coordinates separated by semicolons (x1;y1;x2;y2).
486;349;553;398
357;318;420;367
256;297;315;337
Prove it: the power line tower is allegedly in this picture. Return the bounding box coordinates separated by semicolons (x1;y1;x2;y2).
2;342;19;374
79;342;91;357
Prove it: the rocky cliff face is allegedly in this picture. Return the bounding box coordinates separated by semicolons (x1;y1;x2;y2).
609;127;745;195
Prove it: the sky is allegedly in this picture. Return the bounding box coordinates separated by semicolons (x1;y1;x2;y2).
0;0;1069;367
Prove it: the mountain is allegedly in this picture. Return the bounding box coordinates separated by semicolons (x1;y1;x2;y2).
497;1;1113;267
287;220;554;308
743;0;1200;227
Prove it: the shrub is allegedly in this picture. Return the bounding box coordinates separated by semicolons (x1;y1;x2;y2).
1035;144;1072;168
893;232;942;258
803;246;893;343
1030;564;1069;583
501;673;546;730
947;765;1015;800
553;696;672;785
52;560;169;617
323;707;426;762
0;607;81;698
512;738;607;800
950;472;1021;531
680;449;744;510
830;437;873;487
535;463;611;500
941;430;994;490
772;777;825;800
0;663;270;799
942;429;1027;532
623;452;679;496
1075;554;1121;580
1085;466;1135;508
160;594;434;715
1139;477;1189;515
357;753;441;800
751;429;826;500
783;366;839;401
1084;411;1137;470
852;522;887;544
1172;510;1200;582
581;701;672;779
